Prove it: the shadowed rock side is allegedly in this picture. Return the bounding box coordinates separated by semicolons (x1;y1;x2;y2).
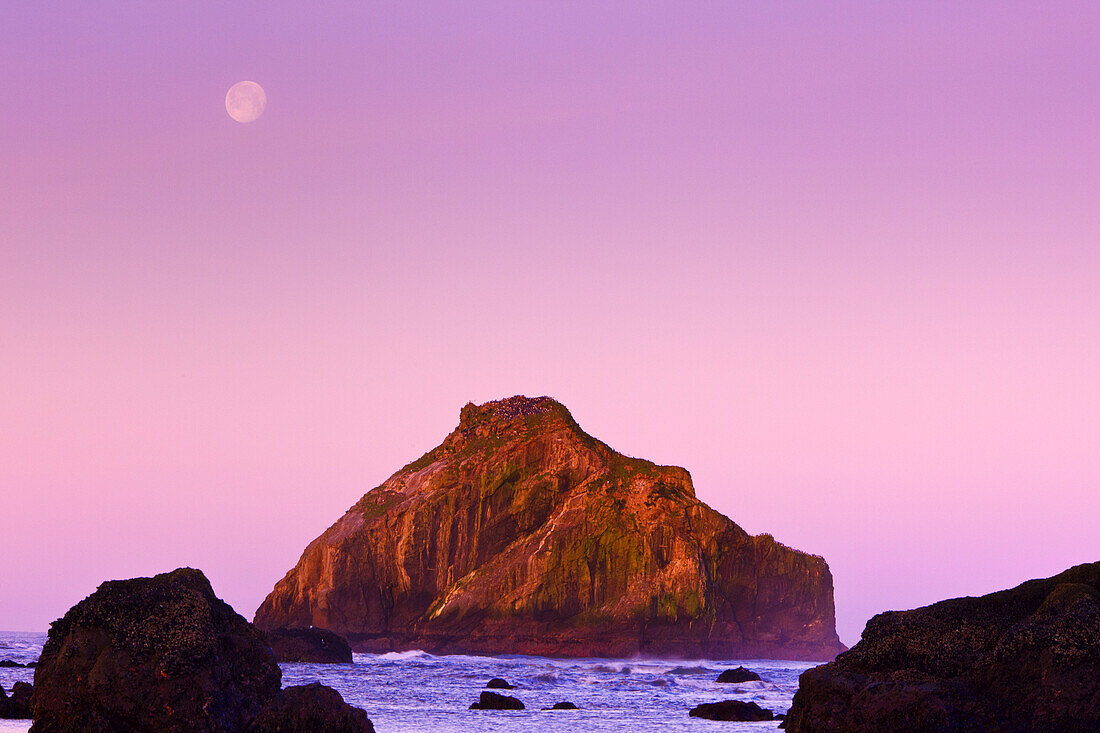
783;562;1100;733
255;396;844;660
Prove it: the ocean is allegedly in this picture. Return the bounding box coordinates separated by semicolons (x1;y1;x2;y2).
1;631;813;731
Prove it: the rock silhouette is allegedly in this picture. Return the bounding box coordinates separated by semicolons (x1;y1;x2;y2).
469;691;524;710
784;561;1100;732
0;682;33;719
689;700;775;721
30;568;371;732
716;666;761;683
246;683;373;732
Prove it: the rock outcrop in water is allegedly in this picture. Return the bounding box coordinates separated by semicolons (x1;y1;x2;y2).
31;568;372;733
1;682;33;719
716;666;761;683
469;691;524;710
246;683;374;733
783;561;1100;732
264;627;352;663
255;396;843;660
690;700;776;721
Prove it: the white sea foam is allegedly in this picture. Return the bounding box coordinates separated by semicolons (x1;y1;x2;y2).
371;649;435;661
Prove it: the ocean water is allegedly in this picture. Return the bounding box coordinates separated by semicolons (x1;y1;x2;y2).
1;631;814;732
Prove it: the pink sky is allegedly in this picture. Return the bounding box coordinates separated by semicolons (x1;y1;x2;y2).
2;2;1098;645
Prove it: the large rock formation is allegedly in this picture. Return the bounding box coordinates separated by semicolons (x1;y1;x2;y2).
256;396;843;660
783;562;1100;732
31;568;371;733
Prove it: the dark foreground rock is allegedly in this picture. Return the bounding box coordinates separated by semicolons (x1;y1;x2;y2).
469;691;524;710
264;627;353;663
31;568;279;732
255;396;844;661
716;666;761;683
30;567;371;733
1;682;34;719
689;700;775;721
485;678;514;689
784;561;1100;733
247;683;374;732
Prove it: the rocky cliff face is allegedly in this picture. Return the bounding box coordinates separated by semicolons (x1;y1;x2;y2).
255;396;844;660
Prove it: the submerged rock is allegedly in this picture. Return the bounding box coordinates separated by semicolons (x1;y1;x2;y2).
255;396;844;660
469;691;524;710
549;701;578;710
784;562;1100;732
689;700;776;721
485;678;514;689
247;683;374;732
716;665;761;683
30;567;372;733
0;660;25;668
264;627;353;663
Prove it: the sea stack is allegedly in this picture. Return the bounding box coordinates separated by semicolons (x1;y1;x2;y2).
255;396;844;660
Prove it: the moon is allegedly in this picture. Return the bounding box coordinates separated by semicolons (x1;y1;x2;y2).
225;81;266;123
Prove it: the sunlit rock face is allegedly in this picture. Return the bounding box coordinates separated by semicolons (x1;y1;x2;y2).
255;396;844;661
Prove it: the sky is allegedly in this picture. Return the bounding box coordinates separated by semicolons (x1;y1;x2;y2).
1;2;1098;646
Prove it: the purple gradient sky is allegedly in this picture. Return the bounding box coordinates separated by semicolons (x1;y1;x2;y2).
2;2;1098;644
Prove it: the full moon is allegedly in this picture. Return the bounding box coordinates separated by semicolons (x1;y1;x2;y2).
225;81;266;123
